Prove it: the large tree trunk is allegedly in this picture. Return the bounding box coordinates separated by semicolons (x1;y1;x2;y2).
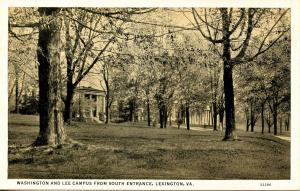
221;13;236;140
223;61;235;140
34;8;66;146
63;79;74;124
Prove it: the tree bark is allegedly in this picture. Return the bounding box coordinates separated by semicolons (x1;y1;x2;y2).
223;62;235;140
34;8;66;146
221;10;236;140
63;79;74;124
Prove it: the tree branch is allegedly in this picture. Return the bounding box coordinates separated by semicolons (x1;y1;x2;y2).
73;37;114;87
228;9;245;36
231;9;255;63
192;8;223;44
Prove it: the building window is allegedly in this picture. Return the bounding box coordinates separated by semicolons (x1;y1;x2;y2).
92;95;97;102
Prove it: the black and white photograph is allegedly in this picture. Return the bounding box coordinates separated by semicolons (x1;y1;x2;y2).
1;0;300;190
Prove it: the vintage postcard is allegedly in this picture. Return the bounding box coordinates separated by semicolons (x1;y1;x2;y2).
0;0;299;190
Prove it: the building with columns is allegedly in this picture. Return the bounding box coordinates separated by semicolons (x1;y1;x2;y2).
73;86;106;122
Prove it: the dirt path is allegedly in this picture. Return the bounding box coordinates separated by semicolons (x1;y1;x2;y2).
275;135;291;142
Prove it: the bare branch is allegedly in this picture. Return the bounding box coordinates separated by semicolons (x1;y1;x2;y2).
231;9;255;63
73;37;114;87
255;9;289;55
228;9;245;36
192;8;223;44
233;9;289;64
79;8;157;16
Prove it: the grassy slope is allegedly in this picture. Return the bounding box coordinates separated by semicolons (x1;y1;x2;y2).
8;114;290;179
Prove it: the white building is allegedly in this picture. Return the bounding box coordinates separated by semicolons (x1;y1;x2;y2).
73;86;106;122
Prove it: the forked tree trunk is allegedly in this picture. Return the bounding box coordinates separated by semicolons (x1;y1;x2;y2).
221;13;236;140
34;8;66;146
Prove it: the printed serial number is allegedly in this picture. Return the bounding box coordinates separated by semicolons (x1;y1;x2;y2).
260;183;271;186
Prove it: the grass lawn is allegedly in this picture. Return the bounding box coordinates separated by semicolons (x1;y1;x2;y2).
8;114;290;179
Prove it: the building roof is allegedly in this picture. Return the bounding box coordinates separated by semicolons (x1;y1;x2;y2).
76;86;105;95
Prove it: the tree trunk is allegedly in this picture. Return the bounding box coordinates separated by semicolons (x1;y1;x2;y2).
279;114;283;135
159;106;164;128
186;104;190;130
261;102;265;134
273;104;278;135
246;114;250;132
221;15;236;140
147;97;151;126
250;103;255;132
34;8;65;146
223;62;235;140
285;114;290;131
14;71;19;113
219;108;224;131
63;81;74;124
105;94;109;124
163;105;168;128
212;102;218;131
